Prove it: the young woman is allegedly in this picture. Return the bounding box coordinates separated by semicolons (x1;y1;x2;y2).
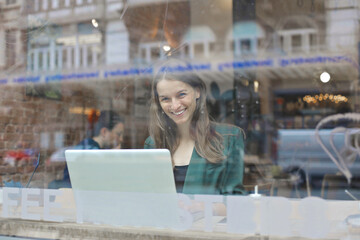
144;67;245;195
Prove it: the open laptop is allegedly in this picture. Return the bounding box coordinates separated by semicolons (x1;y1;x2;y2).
65;149;180;228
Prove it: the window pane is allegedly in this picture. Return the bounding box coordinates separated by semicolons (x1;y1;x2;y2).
1;1;360;237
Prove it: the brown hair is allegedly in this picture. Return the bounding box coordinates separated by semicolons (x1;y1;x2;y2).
149;61;224;163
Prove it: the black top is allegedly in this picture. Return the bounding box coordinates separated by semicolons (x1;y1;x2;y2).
173;165;189;193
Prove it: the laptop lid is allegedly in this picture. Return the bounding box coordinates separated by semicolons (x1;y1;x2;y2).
65;149;176;193
65;149;180;228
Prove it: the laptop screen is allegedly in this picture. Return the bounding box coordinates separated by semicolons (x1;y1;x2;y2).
65;149;180;227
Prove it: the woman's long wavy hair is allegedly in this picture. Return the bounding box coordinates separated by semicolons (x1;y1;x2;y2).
149;67;224;164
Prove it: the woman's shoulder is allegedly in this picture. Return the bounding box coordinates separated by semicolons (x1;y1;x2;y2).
212;122;246;139
144;136;155;148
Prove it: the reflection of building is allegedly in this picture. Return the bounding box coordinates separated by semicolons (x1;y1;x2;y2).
0;0;25;72
122;0;358;153
0;0;359;164
23;0;129;72
227;21;265;56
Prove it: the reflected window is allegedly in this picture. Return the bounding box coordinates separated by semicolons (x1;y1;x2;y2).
140;48;146;60
78;23;95;35
79;47;83;67
6;0;17;5
209;42;216;52
44;51;50;71
62;48;67;68
257;38;264;49
52;0;59;9
84;46;91;67
42;0;48;10
291;34;301;52
182;26;216;59
54;50;59;68
310;33;317;49
5;30;16;67
279;35;284;50
38;51;43;69
92;45;100;65
184;45;189;56
29;52;35;71
227;21;264;56
230;40;235;52
150;47;160;60
193;43;204;58
278;17;318;54
240;39;251;53
34;0;39;11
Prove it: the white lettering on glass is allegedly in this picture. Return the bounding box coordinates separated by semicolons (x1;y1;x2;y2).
2;187;20;218
2;188;63;222
194;194;223;232
227;196;257;234
259;197;292;236
298;197;329;238
44;189;63;222
0;187;356;239
21;188;41;220
176;193;193;230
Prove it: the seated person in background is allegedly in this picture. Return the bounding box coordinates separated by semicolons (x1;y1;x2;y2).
144;65;245;196
75;110;125;150
48;110;124;188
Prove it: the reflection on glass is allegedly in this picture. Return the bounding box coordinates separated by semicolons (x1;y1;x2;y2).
0;0;358;203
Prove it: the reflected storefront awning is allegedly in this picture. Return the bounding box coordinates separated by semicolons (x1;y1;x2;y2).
0;52;357;87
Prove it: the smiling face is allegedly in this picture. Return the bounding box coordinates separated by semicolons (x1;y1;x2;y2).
156;79;200;127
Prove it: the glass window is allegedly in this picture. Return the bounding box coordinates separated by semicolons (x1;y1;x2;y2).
240;39;251;53
310;33;317;49
5;30;16;67
150;47;160;60
85;45;92;66
140;47;146;60
78;22;94;35
1;1;360;238
42;0;48;10
193;42;203;57
291;34;302;52
34;0;40;11
52;0;59;9
62;48;67;68
6;0;17;5
209;42;215;52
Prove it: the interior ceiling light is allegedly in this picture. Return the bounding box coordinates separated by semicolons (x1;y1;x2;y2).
91;19;99;28
320;71;331;83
